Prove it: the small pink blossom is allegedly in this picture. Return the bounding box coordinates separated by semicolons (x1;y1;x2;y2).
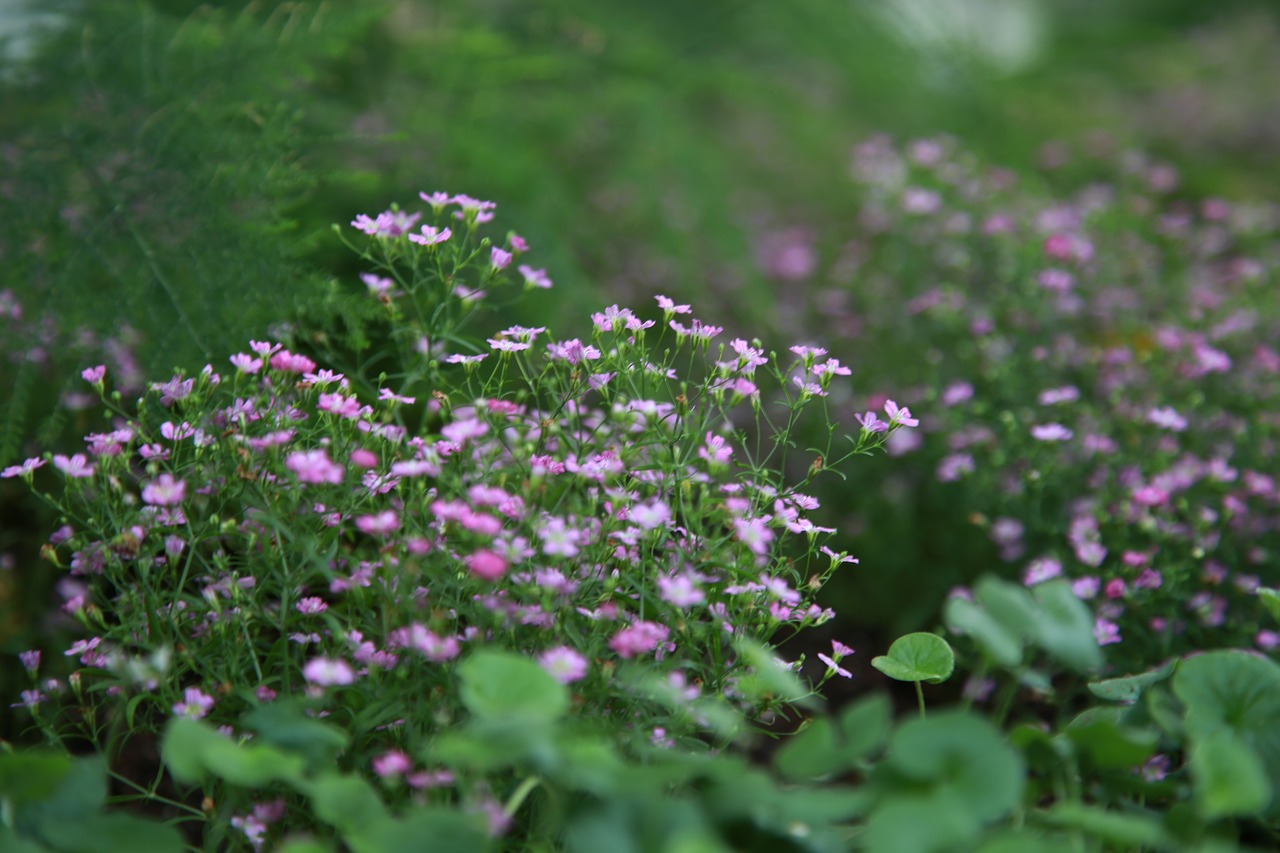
609;621;669;659
1031;423;1073;442
539;646;589;684
466;549;507;581
52;454;95;479
286;449;344;485
141;474;187;506
81;365;106;384
303;657;355;686
817;652;852;678
2;457;45;479
883;400;918;428
490;247;513;271
372;750;413;778
355;511;400;536
172;687;215;719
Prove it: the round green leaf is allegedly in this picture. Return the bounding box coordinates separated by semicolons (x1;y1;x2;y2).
1190;729;1271;819
864;790;980;853
1087;659;1177;704
1173;650;1280;815
871;633;955;684
458;650;569;722
1029;580;1103;673
304;774;389;835
1257;587;1280;624
1045;803;1168;848
775;718;845;780
882;711;1024;823
0;751;72;803
944;596;1023;668
838;693;892;762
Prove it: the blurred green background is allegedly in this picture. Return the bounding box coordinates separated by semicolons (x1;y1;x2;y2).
3;0;1279;726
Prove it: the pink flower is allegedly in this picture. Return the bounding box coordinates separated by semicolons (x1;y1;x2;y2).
883;400;918;428
1023;557;1062;586
698;432;733;466
296;597;328;615
856;411;889;433
52;454;95;478
1147;407;1187;432
538;646;588;684
466;549;507;581
658;574;705;607
172;687;215;719
409;224;452;246
141;474;187;506
1093;619;1122;646
269;350;316;374
303;657;355;686
372;750;413;778
518;265;552;289
2;457;45;479
229;353;264;374
81;365;106;384
355;511;400;536
655;295;691;315
390;624;461;662
490;247;513;271
286;449;344;485
817;652;852;678
1031;423;1073;442
609;622;669;659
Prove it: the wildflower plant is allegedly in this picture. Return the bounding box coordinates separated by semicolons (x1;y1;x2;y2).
8;194;903;847
776;134;1280;673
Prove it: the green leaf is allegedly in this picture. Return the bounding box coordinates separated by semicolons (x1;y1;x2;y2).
458;650;568;722
973;576;1039;639
1190;729;1271;819
944;596;1022;668
1028;580;1103;673
977;831;1076;853
1087;659;1177;704
242;700;350;769
1065;708;1159;769
864;790;980;853
838;693;892;762
430;717;559;772
1173;650;1280;815
0;826;49;853
304;773;389;835
881;711;1024;823
1258;587;1280;623
733;638;813;707
871;633;955;684
163;717;228;784
348;808;493;853
35;813;185;853
1045;803;1168;848
276;842;334;853
775;718;845;780
0;751;72;803
13;756;107;840
1010;723;1068;773
162;718;305;787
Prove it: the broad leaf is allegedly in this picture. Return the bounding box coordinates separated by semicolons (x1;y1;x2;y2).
458;650;569;722
871;633;955;684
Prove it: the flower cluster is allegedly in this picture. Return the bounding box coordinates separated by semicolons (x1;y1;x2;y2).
10;194;903;848
763;134;1280;670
